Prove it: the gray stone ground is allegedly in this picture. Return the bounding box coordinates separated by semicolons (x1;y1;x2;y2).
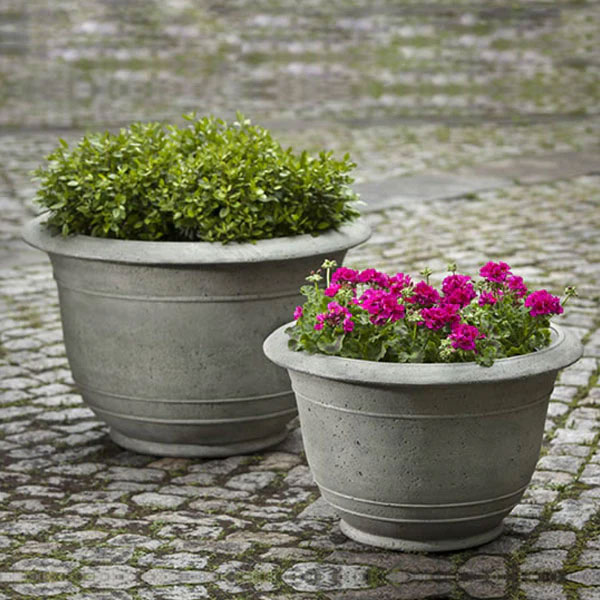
1;1;600;598
4;148;600;600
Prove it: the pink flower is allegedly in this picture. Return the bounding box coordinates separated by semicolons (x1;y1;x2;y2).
324;284;341;297
524;290;563;317
293;305;303;320
442;274;471;293
408;281;440;307
327;301;348;314
441;274;477;308
420;304;461;330
314;302;353;330
358;289;405;325
479;261;511;283
357;268;390;288
343;317;355;333
331;267;359;285
507;275;528;298
478;291;501;306
389;273;412;294
449;323;485;351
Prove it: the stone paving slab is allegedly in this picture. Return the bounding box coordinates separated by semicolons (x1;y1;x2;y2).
468;149;600;186
355;148;600;212
355;171;511;211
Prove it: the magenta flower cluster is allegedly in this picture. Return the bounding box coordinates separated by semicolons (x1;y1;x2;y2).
449;323;485;351
289;260;570;365
479;261;511;283
358;288;407;325
314;301;355;333
524;290;564;317
421;303;460;331
441;274;477;307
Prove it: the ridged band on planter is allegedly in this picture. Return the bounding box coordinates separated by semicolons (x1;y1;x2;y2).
23;216;370;457
263;323;582;551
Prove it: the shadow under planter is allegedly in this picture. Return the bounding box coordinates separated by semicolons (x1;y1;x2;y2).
23;216;370;457
264;322;582;551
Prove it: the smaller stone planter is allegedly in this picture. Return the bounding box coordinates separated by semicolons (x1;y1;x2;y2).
264;323;582;551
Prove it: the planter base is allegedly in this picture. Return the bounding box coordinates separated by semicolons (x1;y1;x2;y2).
109;428;288;458
339;519;504;552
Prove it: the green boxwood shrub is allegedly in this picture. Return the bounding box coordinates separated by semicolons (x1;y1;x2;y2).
33;114;360;243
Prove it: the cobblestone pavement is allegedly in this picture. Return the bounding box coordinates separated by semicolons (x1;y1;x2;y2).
2;1;600;598
1;139;599;598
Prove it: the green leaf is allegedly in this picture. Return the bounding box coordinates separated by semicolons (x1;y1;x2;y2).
33;115;358;242
317;334;345;355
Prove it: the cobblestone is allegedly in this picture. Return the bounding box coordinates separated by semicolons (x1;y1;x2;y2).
71;546;135;564
80;565;140;589
537;455;584;474
12;582;79;596
534;530;577;550
137;587;208;599
551;498;599;529
69;593;133;600
12;557;77;573
521;550;568;573
566;569;600;586
225;471;278;491
131;492;187;509
581;463;600;485
460;579;507;599
282;562;371;592
140;569;216;586
520;582;567;600
580;551;600;568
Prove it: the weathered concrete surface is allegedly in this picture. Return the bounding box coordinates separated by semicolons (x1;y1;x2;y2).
355;171;511;212
467;150;600;185
355;149;600;212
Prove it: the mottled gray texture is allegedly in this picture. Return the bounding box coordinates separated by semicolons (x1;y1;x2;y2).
22;216;369;457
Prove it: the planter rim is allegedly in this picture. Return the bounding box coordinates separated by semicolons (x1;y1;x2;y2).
263;322;582;385
22;214;371;265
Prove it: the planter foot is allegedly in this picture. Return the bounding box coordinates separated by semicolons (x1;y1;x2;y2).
109;428;289;458
339;519;504;552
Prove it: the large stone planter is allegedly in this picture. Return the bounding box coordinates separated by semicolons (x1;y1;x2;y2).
23;216;370;457
264;323;582;551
